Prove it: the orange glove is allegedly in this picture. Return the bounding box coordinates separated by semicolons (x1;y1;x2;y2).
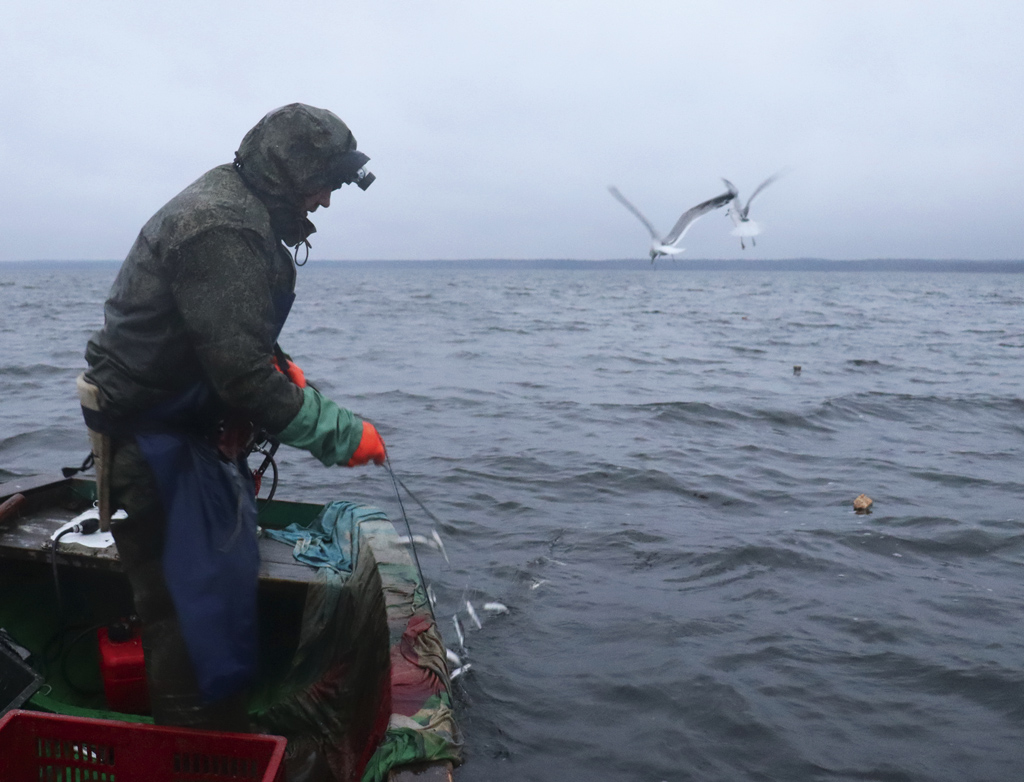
272;356;307;388
347;421;386;466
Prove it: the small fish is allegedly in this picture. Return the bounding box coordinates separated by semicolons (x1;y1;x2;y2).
530;579;548;590
466;600;482;629
430;528;450;564
427;583;437;608
395;533;437;549
451;663;472;680
483;602;509;614
446;648;462;668
452;614;466;650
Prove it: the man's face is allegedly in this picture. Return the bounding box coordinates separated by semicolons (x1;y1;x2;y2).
303;188;333;214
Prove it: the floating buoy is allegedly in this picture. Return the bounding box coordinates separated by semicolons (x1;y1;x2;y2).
853;493;873;513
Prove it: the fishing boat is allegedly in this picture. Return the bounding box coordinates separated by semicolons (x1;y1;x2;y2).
0;472;461;781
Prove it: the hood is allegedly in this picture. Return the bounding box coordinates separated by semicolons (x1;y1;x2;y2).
233;103;369;246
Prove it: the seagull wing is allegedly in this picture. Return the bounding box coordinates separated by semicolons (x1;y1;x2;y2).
608;186;661;241
721;177;744;217
743;169;786;214
663;186;737;246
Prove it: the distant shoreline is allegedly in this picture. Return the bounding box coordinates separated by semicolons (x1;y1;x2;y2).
5;258;1024;273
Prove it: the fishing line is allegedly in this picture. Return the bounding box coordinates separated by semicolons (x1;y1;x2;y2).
382;457;488;681
383;454;437;623
388;470;448;529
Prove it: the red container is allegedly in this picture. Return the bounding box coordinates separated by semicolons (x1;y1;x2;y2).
98;625;150;714
0;709;287;782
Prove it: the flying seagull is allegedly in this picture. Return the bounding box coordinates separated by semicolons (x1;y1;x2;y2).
608;183;737;262
722;171;785;250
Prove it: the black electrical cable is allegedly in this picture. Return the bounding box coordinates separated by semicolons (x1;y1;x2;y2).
264;452;279;502
253;439;280;505
47;514;104;689
50;515;101;623
59;622;106;697
51;530;70;621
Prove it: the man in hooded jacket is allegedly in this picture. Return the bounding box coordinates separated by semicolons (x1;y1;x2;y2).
82;104;384;730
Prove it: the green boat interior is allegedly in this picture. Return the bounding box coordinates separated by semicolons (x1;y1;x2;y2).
0;474;460;781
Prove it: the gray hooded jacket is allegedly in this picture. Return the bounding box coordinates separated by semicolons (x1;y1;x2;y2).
85;104;364;433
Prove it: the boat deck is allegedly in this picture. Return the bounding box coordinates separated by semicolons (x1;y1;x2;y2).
0;474;317;587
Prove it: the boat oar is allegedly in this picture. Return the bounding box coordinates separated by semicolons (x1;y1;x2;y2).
0;493;25;527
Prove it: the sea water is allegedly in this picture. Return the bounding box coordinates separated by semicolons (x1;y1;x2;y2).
2;262;1023;781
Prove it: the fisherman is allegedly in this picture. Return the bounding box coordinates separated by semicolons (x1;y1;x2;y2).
79;103;385;730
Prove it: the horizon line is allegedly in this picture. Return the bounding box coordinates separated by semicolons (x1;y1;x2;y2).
4;257;1024;265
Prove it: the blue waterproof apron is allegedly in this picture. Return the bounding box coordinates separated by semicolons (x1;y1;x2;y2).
135;290;296;703
135;400;258;702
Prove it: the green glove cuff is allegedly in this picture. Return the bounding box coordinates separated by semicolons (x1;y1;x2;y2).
277;385;364;466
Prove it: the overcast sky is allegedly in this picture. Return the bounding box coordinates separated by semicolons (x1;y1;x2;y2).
3;1;1022;261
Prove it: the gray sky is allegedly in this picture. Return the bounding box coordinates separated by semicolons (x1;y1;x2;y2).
3;1;1022;261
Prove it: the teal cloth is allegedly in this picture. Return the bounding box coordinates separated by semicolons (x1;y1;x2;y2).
263;501;387;574
277;385;363;466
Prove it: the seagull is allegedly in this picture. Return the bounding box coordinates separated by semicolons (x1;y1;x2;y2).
608;183;737;262
722;171;785;250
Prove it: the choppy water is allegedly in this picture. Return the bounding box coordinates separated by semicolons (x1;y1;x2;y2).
3;262;1024;781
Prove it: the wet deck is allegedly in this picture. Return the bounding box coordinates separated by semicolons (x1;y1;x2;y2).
0;474;317;586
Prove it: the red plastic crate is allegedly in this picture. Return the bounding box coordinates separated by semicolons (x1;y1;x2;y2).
0;709;287;781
